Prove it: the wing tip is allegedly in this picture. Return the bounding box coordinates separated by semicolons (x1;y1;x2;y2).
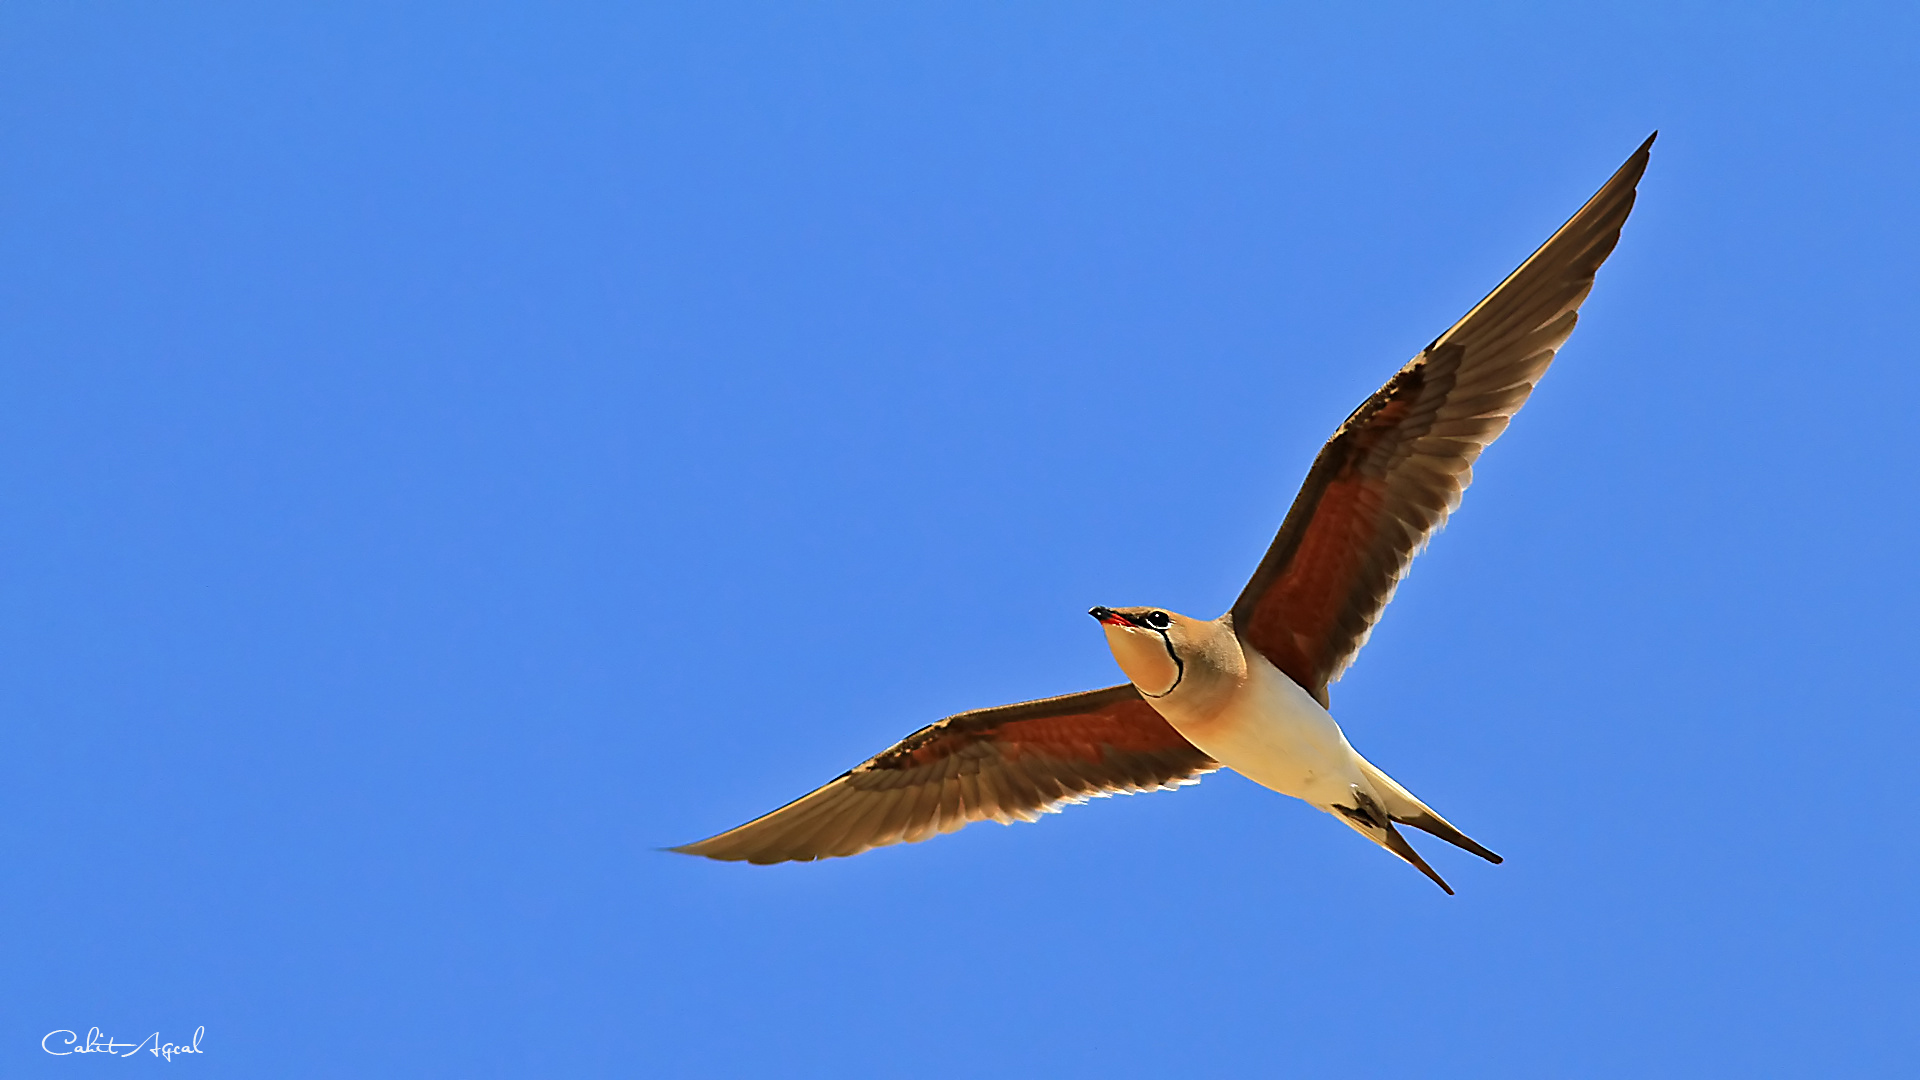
1611;131;1657;191
663;840;736;861
665;837;806;864
667;840;839;865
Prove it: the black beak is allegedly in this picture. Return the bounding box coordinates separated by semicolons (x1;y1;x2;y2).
1089;606;1133;627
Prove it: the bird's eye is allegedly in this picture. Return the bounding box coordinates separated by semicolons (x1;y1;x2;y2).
1143;611;1172;630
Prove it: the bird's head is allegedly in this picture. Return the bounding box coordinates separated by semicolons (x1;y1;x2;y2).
1088;606;1242;705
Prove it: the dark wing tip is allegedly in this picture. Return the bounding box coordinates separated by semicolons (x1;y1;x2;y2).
666;833;814;864
1612;133;1656;192
667;839;819;865
663;840;733;861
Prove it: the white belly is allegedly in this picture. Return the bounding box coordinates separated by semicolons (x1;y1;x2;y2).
1152;650;1365;809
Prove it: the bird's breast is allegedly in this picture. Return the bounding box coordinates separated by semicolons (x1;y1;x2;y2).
1149;650;1363;807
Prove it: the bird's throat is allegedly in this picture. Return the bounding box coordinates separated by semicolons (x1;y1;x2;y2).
1102;628;1183;697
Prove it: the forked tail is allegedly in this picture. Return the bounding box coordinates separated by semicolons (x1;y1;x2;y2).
1354;758;1503;865
1334;790;1456;894
1359;757;1505;864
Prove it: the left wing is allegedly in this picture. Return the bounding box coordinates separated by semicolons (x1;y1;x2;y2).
673;685;1216;864
1231;135;1653;703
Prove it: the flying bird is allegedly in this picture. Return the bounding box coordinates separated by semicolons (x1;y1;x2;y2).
673;135;1653;892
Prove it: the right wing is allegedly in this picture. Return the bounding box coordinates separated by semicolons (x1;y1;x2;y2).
672;685;1217;864
1231;135;1653;704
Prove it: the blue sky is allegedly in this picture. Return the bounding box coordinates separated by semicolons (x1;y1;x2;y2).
3;3;1915;1076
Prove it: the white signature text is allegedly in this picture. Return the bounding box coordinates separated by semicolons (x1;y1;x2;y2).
43;1027;205;1061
